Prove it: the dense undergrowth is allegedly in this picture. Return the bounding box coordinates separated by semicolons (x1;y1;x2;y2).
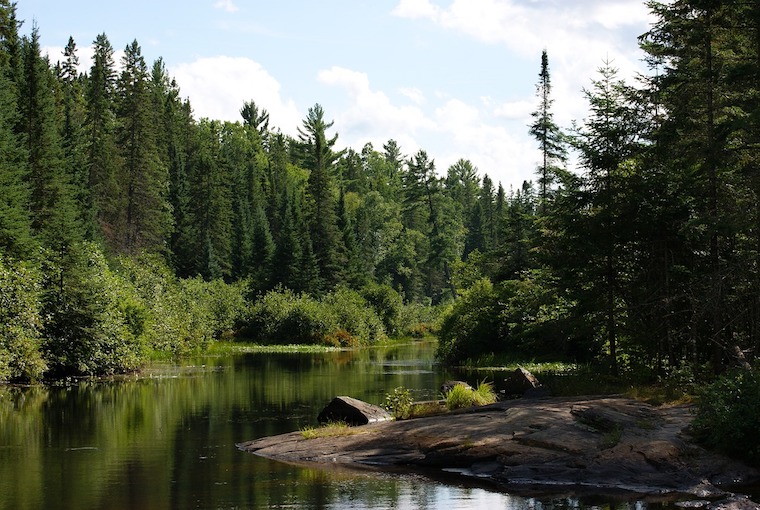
0;245;442;384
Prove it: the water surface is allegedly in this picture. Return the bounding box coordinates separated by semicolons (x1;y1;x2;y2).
0;342;666;509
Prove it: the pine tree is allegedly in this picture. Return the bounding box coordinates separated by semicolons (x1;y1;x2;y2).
19;27;83;252
572;61;643;375
0;27;31;257
529;50;567;215
85;33;121;247
59;36;90;237
297;104;344;291
115;40;171;254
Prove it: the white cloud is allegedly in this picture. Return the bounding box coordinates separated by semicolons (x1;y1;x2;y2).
391;0;656;179
399;87;426;105
213;0;239;13
493;99;535;120
318;65;536;185
391;0;440;19
318;66;436;141
171;56;300;131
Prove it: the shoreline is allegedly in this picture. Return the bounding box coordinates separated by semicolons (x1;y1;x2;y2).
238;395;760;507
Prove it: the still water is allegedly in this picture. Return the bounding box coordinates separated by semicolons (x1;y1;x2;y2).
1;341;655;509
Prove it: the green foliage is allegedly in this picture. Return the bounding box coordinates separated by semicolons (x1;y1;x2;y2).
42;244;143;377
383;386;413;420
473;381;498;405
359;282;404;336
444;381;497;410
115;253;246;356
444;383;476;410
323;286;386;345
437;278;503;363
0;256;46;382
244;287;386;346
437;274;588;365
692;370;760;466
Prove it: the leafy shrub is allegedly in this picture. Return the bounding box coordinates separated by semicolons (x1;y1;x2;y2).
324;286;386;344
399;302;445;338
360;283;403;336
0;256;46;382
436;273;586;365
383;386;413;419
115;253;248;357
244;287;387;346
43;244;144;377
691;370;760;465
245;288;335;345
436;278;503;363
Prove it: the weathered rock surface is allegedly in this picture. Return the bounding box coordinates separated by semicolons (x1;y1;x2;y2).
238;396;760;505
316;396;392;425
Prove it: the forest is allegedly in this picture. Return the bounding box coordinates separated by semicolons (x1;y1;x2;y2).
1;0;760;401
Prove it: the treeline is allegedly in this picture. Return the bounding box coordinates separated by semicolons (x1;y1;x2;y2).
3;1;760;383
0;2;512;381
439;0;760;378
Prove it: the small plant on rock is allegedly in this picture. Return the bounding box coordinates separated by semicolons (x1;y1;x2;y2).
383;386;413;420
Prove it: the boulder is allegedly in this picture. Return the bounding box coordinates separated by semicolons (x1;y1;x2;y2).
440;380;473;395
317;396;392;426
503;367;543;397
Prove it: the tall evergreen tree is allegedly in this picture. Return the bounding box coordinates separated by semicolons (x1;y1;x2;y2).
115;40;171;254
0;18;31;257
297;104;344;291
529;50;567;215
571;61;644;375
85;33;120;247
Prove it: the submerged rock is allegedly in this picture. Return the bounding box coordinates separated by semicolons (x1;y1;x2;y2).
316;396;392;426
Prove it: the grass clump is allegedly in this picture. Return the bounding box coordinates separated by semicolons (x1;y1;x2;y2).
445;381;497;410
300;421;358;439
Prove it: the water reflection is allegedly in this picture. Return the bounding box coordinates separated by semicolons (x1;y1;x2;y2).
0;342;670;509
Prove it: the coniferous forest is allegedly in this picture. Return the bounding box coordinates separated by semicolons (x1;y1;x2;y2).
2;0;760;398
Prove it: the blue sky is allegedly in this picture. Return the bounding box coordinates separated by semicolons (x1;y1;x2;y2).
17;0;655;190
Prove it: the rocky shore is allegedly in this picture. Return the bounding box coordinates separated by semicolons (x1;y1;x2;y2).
238;396;760;508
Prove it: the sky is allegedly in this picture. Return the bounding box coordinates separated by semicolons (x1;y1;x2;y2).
16;0;657;190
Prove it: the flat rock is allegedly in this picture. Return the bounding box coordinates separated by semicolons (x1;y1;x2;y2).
238;396;760;503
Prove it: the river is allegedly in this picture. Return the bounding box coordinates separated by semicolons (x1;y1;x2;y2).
1;341;666;509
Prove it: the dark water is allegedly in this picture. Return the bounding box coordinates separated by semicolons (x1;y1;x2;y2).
0;342;667;509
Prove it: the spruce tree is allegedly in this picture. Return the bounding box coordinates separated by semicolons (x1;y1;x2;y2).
529;50;567;215
297;104;344;291
85;33;120;247
115;40;171;254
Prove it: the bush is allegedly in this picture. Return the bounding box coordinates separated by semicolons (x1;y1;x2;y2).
691;370;760;465
383;386;413;419
360;283;403;336
436;278;503;363
42;244;144;377
115;253;249;357
244;287;387;346
0;256;46;383
324;287;386;345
